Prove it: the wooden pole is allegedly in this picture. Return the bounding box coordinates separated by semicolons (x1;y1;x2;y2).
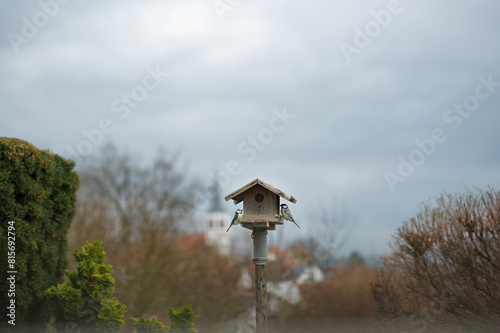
255;265;267;333
253;229;268;333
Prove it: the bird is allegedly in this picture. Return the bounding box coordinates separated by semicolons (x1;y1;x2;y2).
280;204;300;229
226;209;243;232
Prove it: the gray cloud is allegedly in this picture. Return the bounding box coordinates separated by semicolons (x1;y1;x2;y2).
1;0;500;256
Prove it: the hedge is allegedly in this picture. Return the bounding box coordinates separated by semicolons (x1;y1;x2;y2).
0;138;79;331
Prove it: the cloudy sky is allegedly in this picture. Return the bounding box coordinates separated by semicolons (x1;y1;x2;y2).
1;0;499;257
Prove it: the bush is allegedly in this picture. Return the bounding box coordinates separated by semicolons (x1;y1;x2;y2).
291;264;376;319
372;189;500;332
166;307;197;333
45;240;127;333
132;307;197;333
0;138;79;331
132;317;167;333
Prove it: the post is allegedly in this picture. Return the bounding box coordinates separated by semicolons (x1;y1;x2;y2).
253;229;268;333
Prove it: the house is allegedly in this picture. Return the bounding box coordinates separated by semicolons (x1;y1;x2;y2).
283;259;325;284
239;245;326;308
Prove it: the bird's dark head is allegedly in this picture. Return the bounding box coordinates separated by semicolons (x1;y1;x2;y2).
236;209;243;214
280;204;288;208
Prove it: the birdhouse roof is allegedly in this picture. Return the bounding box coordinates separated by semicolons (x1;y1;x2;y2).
224;178;297;205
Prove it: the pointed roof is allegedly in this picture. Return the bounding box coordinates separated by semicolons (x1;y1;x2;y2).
209;183;225;212
224;178;297;205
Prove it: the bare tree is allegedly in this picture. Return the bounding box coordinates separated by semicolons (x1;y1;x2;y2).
77;144;194;243
297;197;352;268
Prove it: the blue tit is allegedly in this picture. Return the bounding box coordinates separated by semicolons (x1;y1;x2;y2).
280;204;301;229
226;209;243;232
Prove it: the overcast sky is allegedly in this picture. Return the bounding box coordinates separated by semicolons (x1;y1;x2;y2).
1;0;499;257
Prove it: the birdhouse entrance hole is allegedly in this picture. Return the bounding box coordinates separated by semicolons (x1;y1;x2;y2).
255;193;264;203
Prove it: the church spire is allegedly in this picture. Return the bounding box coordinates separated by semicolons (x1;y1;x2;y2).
209;182;225;213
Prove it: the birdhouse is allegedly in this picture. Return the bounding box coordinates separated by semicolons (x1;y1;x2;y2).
224;178;297;230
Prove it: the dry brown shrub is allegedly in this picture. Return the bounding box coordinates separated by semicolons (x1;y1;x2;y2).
372;189;500;332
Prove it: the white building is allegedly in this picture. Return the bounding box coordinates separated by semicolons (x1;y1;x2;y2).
204;185;231;256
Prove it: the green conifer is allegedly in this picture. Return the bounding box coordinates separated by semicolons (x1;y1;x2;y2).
45;240;127;333
166;306;198;333
0;138;79;331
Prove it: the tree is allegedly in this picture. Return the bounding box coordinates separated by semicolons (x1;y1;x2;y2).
371;189;500;332
347;250;365;265
293;197;351;268
45;240;127;333
0;138;79;332
74;144;194;245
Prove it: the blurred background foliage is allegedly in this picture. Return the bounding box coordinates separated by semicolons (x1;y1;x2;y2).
58;143;500;332
67;144;245;332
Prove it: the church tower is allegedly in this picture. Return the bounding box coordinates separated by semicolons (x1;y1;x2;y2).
204;184;231;256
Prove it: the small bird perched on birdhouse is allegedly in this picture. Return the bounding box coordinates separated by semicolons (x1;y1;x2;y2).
280;204;300;229
226;209;243;232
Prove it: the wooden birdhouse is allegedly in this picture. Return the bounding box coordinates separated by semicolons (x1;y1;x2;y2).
224;178;297;230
